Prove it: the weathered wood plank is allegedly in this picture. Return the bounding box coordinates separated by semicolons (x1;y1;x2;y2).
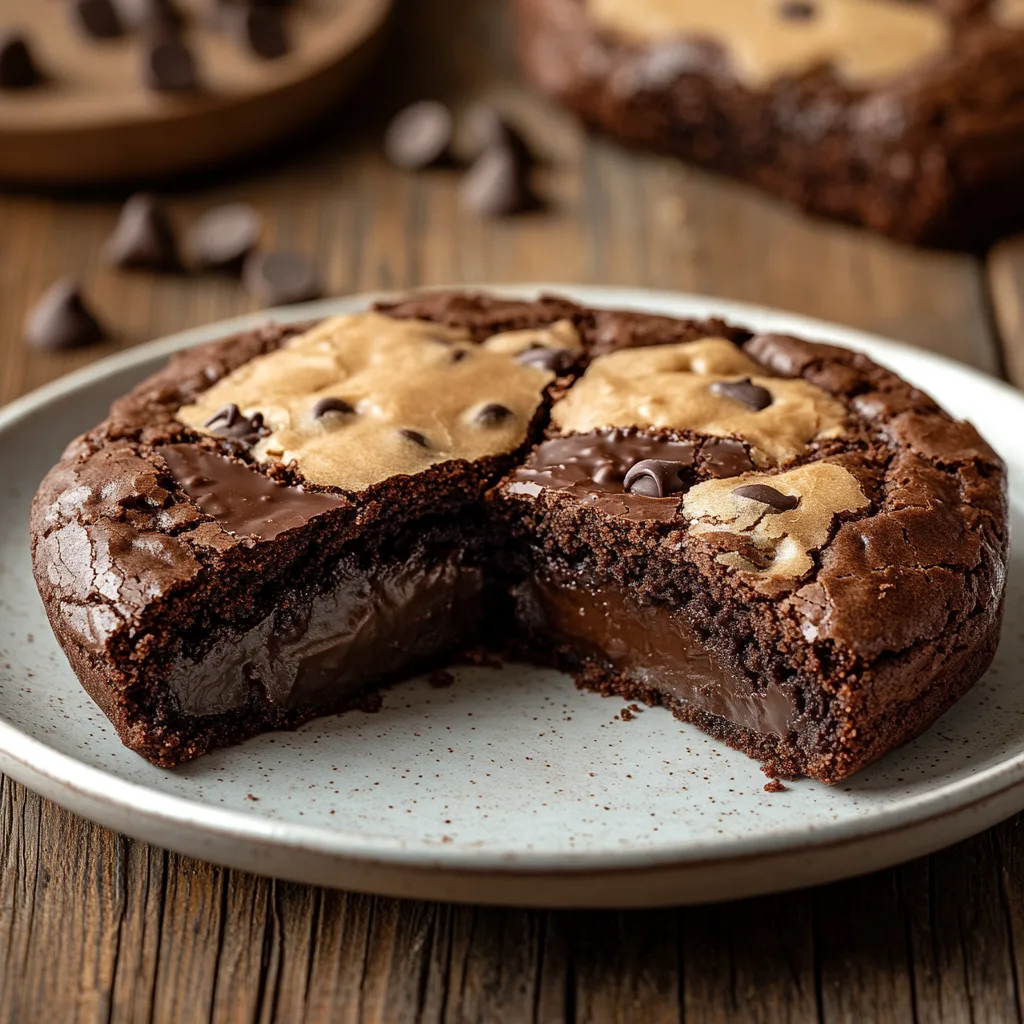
682;892;819;1024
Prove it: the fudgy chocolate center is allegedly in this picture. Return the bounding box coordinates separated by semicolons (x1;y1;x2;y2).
517;576;796;737
166;555;486;716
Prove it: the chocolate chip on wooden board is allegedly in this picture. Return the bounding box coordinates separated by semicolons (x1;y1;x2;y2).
73;0;126;39
188;202;263;271
142;34;200;92
242;250;322;306
460;143;539;217
219;3;290;60
463;104;536;166
0;33;43;90
105;193;181;271
24;280;107;352
383;101;455;170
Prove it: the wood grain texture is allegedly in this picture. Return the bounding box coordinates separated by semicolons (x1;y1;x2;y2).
0;0;1021;1021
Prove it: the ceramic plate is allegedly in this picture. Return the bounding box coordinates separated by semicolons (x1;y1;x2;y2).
1;286;1021;908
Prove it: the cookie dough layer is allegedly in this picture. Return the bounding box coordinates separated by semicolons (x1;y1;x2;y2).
177;313;573;492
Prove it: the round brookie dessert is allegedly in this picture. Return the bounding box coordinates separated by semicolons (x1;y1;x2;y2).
30;291;1008;782
513;0;1024;247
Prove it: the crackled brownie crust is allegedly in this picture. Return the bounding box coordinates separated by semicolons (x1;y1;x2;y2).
30;307;579;766
514;0;1024;247
495;326;1007;780
30;292;1008;781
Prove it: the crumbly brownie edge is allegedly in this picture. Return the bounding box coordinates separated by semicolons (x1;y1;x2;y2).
29;308;562;766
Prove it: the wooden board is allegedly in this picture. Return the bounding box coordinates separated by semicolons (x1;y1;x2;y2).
0;0;1021;1018
0;0;391;183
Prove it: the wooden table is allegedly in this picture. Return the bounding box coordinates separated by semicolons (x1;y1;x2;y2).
2;1;1023;1019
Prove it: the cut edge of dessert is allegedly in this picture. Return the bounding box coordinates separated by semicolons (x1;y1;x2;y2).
29;291;1009;784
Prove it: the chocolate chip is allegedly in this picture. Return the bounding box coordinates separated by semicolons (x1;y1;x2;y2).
0;34;43;90
118;0;184;30
732;483;800;512
398;428;430;448
188;202;263;270
515;346;574;374
463;104;535;166
779;0;816;17
623;459;688;498
475;403;513;426
242;251;322;306
228;4;289;60
384;101;454;170
709;378;773;411
105;193;181;271
450;349;469;363
699;438;755;478
204;403;264;442
143;34;199;92
73;0;126;38
24;279;106;351
461;143;538;217
312;396;355;419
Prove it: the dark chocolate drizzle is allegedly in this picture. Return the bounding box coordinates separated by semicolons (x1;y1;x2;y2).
158;444;346;540
509;428;696;522
698;437;756;478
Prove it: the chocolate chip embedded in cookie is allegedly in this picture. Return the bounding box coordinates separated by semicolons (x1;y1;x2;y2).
730;483;800;512
175;312;563;492
623;458;689;497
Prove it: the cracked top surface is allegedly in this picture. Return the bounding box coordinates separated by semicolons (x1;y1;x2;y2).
549;336;849;464
30;291;1008;675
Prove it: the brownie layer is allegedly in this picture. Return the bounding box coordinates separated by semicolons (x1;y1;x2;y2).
30;311;564;766
30;292;1009;780
513;0;1024;247
490;302;1007;783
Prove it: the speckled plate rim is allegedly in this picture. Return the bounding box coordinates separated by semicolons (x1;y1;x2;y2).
0;284;1021;907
